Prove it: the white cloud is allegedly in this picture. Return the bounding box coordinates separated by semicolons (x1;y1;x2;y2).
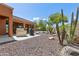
43;18;46;20
42;18;48;20
33;17;40;21
74;16;76;19
33;17;48;22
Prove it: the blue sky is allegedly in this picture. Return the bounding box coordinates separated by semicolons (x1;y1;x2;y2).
7;3;79;22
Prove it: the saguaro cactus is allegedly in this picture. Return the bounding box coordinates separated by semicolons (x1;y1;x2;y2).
49;8;78;45
61;8;79;45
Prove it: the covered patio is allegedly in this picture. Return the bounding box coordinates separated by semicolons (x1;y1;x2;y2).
13;16;34;34
0;4;34;36
0;4;34;44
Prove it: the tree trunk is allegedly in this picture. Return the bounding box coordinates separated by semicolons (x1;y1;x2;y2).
56;24;62;45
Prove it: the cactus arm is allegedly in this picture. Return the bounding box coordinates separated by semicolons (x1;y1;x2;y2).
71;8;78;41
61;9;66;44
70;12;74;39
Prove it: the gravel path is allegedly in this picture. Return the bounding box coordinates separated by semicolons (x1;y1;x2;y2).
0;34;62;56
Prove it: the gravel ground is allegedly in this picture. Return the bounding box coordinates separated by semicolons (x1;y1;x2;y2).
0;34;62;56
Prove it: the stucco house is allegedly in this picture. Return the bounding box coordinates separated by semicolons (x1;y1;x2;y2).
0;3;34;37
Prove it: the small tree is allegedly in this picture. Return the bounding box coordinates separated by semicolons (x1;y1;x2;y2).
46;24;53;34
49;12;68;45
34;20;47;31
46;19;53;34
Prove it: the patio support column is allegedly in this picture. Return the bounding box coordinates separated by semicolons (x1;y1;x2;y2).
8;15;13;37
23;23;26;29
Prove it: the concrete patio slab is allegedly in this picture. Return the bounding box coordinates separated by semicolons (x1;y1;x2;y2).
0;35;15;44
13;34;40;41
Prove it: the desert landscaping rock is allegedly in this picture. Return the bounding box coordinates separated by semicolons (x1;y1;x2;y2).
0;34;62;56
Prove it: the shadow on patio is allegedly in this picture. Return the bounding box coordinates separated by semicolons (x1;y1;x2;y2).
0;35;16;45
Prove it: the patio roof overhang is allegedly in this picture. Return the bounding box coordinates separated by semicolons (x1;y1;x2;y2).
0;4;13;10
0;3;13;17
13;16;34;25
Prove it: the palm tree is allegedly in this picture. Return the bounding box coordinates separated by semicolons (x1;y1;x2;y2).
49;12;68;45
